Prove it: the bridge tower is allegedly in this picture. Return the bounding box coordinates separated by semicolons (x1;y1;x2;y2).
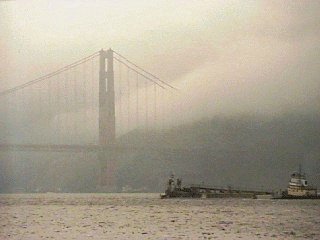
99;49;115;145
98;49;116;189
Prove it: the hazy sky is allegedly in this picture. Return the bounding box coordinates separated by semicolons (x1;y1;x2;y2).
1;0;319;120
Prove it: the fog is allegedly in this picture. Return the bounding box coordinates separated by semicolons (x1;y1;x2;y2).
1;1;319;119
0;1;320;192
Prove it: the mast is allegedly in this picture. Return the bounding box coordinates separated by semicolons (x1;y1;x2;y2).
299;163;302;176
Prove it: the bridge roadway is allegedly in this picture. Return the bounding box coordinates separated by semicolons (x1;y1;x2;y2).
0;143;199;154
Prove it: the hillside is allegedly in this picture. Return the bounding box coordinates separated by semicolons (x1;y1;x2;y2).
116;113;320;192
0;113;319;193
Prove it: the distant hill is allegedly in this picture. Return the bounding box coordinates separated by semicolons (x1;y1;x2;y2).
116;113;320;192
1;113;319;193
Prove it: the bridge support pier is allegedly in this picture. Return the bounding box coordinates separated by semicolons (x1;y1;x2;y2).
98;150;117;191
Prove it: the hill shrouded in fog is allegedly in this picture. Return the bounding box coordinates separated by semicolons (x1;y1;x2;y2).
115;113;320;192
0;113;319;193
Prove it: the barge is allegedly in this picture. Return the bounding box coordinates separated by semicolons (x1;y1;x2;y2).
160;175;271;199
161;167;320;199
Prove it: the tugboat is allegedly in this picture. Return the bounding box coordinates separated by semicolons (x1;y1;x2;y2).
274;165;320;199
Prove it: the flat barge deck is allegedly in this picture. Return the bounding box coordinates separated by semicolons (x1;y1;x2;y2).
161;177;271;199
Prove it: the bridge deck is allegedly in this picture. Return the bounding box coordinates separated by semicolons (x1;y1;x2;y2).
0;144;197;153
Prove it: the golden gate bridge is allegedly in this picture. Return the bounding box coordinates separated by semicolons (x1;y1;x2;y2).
0;48;179;188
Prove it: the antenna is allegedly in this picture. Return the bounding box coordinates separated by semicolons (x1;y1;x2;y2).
299;164;301;174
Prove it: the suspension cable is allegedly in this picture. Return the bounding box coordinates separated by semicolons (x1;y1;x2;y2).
136;72;139;129
154;84;157;128
118;60;122;135
127;67;130;135
113;57;165;89
113;50;178;91
0;51;100;98
145;79;148;132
